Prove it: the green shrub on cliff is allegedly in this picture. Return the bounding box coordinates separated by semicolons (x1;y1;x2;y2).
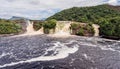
70;23;79;30
70;23;80;35
70;23;94;36
33;22;43;31
0;22;22;34
43;19;57;34
43;19;57;29
86;23;95;34
76;29;84;36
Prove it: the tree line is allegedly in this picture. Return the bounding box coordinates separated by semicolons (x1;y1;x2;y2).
47;4;120;39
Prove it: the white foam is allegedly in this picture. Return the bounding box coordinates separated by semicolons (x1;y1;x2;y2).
117;41;120;42
0;41;79;68
79;41;120;52
0;53;9;58
82;54;92;60
98;45;117;52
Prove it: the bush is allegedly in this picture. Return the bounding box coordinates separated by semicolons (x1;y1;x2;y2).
70;22;95;36
76;29;84;36
0;23;22;34
43;19;57;34
86;23;95;34
70;23;79;30
33;22;42;31
99;17;120;37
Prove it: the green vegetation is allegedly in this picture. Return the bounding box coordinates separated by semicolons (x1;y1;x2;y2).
43;19;57;34
86;23;95;34
47;5;120;39
76;29;84;36
0;19;22;34
99;17;120;37
70;23;80;35
70;23;94;36
33;22;43;31
0;19;57;35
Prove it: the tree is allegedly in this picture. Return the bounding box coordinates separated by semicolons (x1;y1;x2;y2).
33;22;43;31
43;19;57;34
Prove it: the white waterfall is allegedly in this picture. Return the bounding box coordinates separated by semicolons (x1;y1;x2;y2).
24;20;43;35
26;20;35;33
49;21;72;37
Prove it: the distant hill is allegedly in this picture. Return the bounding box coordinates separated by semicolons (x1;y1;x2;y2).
47;4;120;23
10;16;29;20
107;5;120;12
47;4;120;39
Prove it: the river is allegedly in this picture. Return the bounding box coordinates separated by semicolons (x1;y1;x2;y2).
0;34;120;69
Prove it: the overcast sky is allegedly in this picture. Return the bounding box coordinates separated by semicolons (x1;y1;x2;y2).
0;0;119;20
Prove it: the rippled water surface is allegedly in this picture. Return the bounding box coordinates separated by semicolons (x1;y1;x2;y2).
0;35;120;69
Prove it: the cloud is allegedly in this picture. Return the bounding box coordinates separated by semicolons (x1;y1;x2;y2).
108;0;120;5
0;0;119;20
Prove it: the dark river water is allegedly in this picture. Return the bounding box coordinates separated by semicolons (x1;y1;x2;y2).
0;34;120;69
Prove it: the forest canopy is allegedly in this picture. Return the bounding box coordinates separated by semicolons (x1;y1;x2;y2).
47;5;120;39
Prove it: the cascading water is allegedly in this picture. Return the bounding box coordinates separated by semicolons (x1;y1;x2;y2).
92;24;100;36
26;20;35;33
23;20;43;35
51;21;72;37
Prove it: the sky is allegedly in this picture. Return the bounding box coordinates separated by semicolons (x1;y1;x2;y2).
0;0;119;20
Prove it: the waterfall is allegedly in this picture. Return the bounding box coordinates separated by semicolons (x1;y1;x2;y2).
24;20;43;35
37;27;44;34
26;20;35;33
55;23;71;35
50;21;72;37
92;24;100;36
22;20;99;37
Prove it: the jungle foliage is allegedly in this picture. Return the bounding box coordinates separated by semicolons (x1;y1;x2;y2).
0;19;22;34
47;5;120;39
